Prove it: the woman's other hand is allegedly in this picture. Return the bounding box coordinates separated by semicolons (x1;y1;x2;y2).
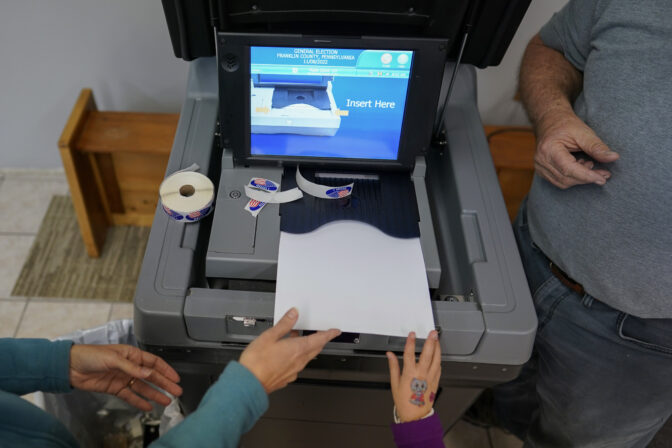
239;307;340;394
70;344;183;411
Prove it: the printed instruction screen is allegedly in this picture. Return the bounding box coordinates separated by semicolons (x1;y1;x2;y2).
250;46;413;160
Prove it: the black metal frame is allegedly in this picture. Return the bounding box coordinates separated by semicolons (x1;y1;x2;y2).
162;0;531;68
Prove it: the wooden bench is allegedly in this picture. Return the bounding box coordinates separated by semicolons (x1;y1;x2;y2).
484;125;537;221
58;89;178;257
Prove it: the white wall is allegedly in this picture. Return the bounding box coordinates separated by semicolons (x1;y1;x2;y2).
0;0;188;168
0;1;566;168
477;1;568;125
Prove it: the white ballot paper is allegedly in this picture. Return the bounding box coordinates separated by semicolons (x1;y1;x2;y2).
274;221;435;337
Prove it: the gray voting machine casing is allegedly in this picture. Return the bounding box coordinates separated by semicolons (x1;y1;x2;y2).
135;1;536;446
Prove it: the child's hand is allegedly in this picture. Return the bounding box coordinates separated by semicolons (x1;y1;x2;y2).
386;331;441;423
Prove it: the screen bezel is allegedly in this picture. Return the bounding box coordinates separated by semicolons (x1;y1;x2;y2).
217;33;448;171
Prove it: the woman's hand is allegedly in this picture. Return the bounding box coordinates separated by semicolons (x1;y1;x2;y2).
386;331;441;423
70;344;183;412
239;307;341;394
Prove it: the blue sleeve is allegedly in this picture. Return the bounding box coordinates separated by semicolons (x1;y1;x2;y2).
390;414;445;448
0;338;73;395
151;361;269;448
539;0;603;72
0;390;80;448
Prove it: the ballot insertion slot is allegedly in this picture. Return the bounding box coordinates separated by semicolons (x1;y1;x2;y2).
208;279;462;303
302;330;361;344
208;278;276;293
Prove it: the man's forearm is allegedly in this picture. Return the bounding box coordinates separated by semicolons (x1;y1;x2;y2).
519;34;583;132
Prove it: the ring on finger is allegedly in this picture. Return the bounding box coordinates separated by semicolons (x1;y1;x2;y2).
127;378;137;389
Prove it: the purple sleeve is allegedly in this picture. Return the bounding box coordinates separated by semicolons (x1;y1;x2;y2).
390;414;445;448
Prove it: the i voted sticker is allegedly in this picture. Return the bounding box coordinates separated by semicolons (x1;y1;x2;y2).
162;205;183;221
249;178;278;192
325;186;353;199
248;199;265;211
185;205;212;222
245;199;267;217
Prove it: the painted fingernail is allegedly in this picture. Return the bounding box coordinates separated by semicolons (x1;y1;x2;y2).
287;308;298;319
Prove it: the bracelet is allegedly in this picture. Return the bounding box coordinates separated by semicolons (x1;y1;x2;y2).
393;405;435;424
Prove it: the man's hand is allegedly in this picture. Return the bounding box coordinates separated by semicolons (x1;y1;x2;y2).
534;108;620;189
239;308;340;394
518;34;620;189
386;331;441;423
70;344;183;412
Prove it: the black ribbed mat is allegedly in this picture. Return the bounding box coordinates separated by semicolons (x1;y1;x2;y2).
280;168;420;238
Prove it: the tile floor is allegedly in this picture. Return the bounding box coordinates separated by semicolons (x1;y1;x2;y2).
0;169;520;447
0;170;134;342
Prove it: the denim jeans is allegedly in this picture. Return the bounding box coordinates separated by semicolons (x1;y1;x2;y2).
493;200;672;448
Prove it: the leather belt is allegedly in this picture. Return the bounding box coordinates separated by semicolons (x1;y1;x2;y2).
549;262;585;295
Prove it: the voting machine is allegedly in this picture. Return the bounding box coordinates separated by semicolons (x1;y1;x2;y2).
135;1;536;446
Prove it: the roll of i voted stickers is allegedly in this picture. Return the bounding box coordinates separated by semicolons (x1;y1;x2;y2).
160;171;214;222
296;167;354;199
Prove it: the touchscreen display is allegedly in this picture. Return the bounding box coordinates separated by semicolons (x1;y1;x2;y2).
250;46;413;160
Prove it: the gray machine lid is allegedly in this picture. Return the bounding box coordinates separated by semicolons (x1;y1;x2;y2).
161;0;531;68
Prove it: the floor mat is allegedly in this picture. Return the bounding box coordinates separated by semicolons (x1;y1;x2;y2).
11;195;150;302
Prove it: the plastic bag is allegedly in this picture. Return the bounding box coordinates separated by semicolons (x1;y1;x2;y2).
159;396;185;436
36;319;184;447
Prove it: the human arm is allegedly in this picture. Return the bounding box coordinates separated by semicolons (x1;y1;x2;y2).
386;331;444;448
69;344;183;411
0;338;74;395
152;307;340;448
0;336;183;410
520;33;619;189
150;361;267;448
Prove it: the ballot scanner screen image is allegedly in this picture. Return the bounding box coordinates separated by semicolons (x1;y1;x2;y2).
250;46;413;160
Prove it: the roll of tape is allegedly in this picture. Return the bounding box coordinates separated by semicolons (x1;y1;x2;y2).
160;171;214;222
